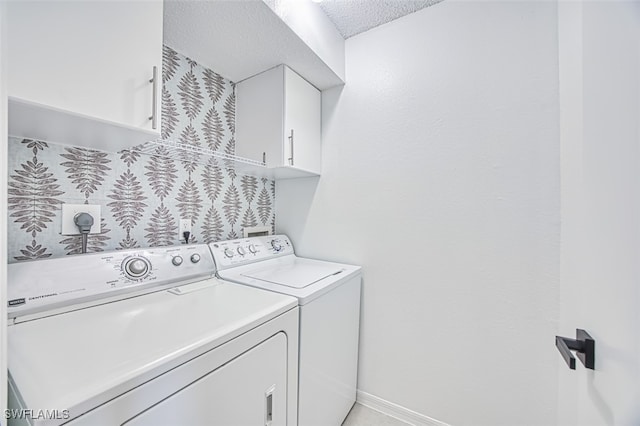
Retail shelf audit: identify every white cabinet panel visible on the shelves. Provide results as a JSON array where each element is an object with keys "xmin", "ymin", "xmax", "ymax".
[
  {"xmin": 6, "ymin": 0, "xmax": 162, "ymax": 151},
  {"xmin": 237, "ymin": 65, "xmax": 321, "ymax": 178}
]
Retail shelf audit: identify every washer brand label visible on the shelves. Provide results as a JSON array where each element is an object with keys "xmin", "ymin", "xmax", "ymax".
[{"xmin": 8, "ymin": 298, "xmax": 25, "ymax": 307}]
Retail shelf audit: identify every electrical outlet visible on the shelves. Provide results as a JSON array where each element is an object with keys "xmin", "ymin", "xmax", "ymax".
[
  {"xmin": 61, "ymin": 204, "xmax": 101, "ymax": 235},
  {"xmin": 179, "ymin": 219, "xmax": 192, "ymax": 241}
]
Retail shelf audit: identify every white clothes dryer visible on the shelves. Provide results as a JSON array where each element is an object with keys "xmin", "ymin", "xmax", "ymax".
[
  {"xmin": 7, "ymin": 244, "xmax": 299, "ymax": 426},
  {"xmin": 210, "ymin": 235, "xmax": 362, "ymax": 426}
]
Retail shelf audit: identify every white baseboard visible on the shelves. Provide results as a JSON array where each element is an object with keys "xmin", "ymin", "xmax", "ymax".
[{"xmin": 356, "ymin": 390, "xmax": 451, "ymax": 426}]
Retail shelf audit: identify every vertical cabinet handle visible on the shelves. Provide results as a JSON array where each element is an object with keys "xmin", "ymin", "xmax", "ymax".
[
  {"xmin": 288, "ymin": 129, "xmax": 294, "ymax": 166},
  {"xmin": 264, "ymin": 385, "xmax": 275, "ymax": 426},
  {"xmin": 149, "ymin": 66, "xmax": 158, "ymax": 130}
]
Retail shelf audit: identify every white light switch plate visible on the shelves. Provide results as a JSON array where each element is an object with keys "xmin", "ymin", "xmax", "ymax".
[{"xmin": 61, "ymin": 204, "xmax": 101, "ymax": 235}]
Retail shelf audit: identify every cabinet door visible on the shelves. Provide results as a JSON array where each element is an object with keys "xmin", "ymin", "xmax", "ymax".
[
  {"xmin": 236, "ymin": 66, "xmax": 285, "ymax": 167},
  {"xmin": 7, "ymin": 1, "xmax": 162, "ymax": 134},
  {"xmin": 123, "ymin": 332, "xmax": 288, "ymax": 426},
  {"xmin": 284, "ymin": 67, "xmax": 321, "ymax": 174}
]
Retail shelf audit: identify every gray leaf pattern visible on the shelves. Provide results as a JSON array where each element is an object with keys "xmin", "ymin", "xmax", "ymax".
[
  {"xmin": 162, "ymin": 45, "xmax": 180, "ymax": 83},
  {"xmin": 242, "ymin": 207, "xmax": 258, "ymax": 230},
  {"xmin": 176, "ymin": 178, "xmax": 203, "ymax": 224},
  {"xmin": 202, "ymin": 161, "xmax": 224, "ymax": 201},
  {"xmin": 257, "ymin": 187, "xmax": 272, "ymax": 225},
  {"xmin": 202, "ymin": 107, "xmax": 224, "ymax": 152},
  {"xmin": 145, "ymin": 146, "xmax": 178, "ymax": 200},
  {"xmin": 8, "ymin": 45, "xmax": 276, "ymax": 262},
  {"xmin": 241, "ymin": 175, "xmax": 258, "ymax": 204},
  {"xmin": 202, "ymin": 206, "xmax": 224, "ymax": 243},
  {"xmin": 162, "ymin": 87, "xmax": 179, "ymax": 139},
  {"xmin": 8, "ymin": 156, "xmax": 64, "ymax": 235},
  {"xmin": 222, "ymin": 183, "xmax": 241, "ymax": 226},
  {"xmin": 15, "ymin": 239, "xmax": 53, "ymax": 261},
  {"xmin": 145, "ymin": 204, "xmax": 177, "ymax": 247},
  {"xmin": 60, "ymin": 147, "xmax": 111, "ymax": 200},
  {"xmin": 107, "ymin": 170, "xmax": 147, "ymax": 229},
  {"xmin": 177, "ymin": 70, "xmax": 204, "ymax": 121},
  {"xmin": 203, "ymin": 68, "xmax": 225, "ymax": 104},
  {"xmin": 120, "ymin": 149, "xmax": 141, "ymax": 168},
  {"xmin": 224, "ymin": 91, "xmax": 235, "ymax": 134}
]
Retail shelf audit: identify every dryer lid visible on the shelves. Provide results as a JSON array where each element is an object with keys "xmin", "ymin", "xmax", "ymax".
[{"xmin": 240, "ymin": 259, "xmax": 345, "ymax": 289}]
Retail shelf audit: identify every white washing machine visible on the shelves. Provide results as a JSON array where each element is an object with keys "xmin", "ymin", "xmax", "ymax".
[
  {"xmin": 209, "ymin": 235, "xmax": 362, "ymax": 426},
  {"xmin": 7, "ymin": 244, "xmax": 299, "ymax": 426}
]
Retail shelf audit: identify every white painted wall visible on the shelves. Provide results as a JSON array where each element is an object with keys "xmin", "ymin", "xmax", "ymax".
[
  {"xmin": 276, "ymin": 1, "xmax": 560, "ymax": 425},
  {"xmin": 1, "ymin": 0, "xmax": 8, "ymax": 416},
  {"xmin": 558, "ymin": 1, "xmax": 640, "ymax": 425}
]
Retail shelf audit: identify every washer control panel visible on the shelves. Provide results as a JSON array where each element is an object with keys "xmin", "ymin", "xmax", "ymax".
[
  {"xmin": 209, "ymin": 235, "xmax": 294, "ymax": 270},
  {"xmin": 7, "ymin": 244, "xmax": 215, "ymax": 319}
]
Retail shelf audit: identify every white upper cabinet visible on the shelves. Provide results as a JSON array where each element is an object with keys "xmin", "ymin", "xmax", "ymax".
[
  {"xmin": 7, "ymin": 0, "xmax": 163, "ymax": 152},
  {"xmin": 236, "ymin": 65, "xmax": 321, "ymax": 178}
]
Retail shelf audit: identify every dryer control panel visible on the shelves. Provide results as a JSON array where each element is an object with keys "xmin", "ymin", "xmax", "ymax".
[
  {"xmin": 209, "ymin": 235, "xmax": 294, "ymax": 270},
  {"xmin": 8, "ymin": 244, "xmax": 215, "ymax": 321}
]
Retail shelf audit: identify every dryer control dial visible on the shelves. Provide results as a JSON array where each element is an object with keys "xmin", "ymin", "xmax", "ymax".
[
  {"xmin": 123, "ymin": 256, "xmax": 150, "ymax": 279},
  {"xmin": 172, "ymin": 256, "xmax": 183, "ymax": 266},
  {"xmin": 270, "ymin": 239, "xmax": 283, "ymax": 252},
  {"xmin": 190, "ymin": 253, "xmax": 201, "ymax": 263},
  {"xmin": 237, "ymin": 247, "xmax": 246, "ymax": 256},
  {"xmin": 224, "ymin": 248, "xmax": 234, "ymax": 258},
  {"xmin": 248, "ymin": 244, "xmax": 257, "ymax": 254}
]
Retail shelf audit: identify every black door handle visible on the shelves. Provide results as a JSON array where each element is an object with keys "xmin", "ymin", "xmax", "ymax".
[{"xmin": 556, "ymin": 329, "xmax": 595, "ymax": 370}]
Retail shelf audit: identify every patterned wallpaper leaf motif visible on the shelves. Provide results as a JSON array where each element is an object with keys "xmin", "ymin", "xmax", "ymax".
[
  {"xmin": 60, "ymin": 147, "xmax": 111, "ymax": 200},
  {"xmin": 162, "ymin": 45, "xmax": 180, "ymax": 83},
  {"xmin": 8, "ymin": 140, "xmax": 63, "ymax": 262},
  {"xmin": 120, "ymin": 149, "xmax": 141, "ymax": 168},
  {"xmin": 176, "ymin": 178, "xmax": 203, "ymax": 224},
  {"xmin": 177, "ymin": 70, "xmax": 204, "ymax": 121},
  {"xmin": 60, "ymin": 218, "xmax": 111, "ymax": 255},
  {"xmin": 241, "ymin": 175, "xmax": 258, "ymax": 204},
  {"xmin": 202, "ymin": 107, "xmax": 224, "ymax": 152},
  {"xmin": 8, "ymin": 156, "xmax": 64, "ymax": 235},
  {"xmin": 14, "ymin": 241, "xmax": 52, "ymax": 262},
  {"xmin": 242, "ymin": 207, "xmax": 258, "ymax": 229},
  {"xmin": 145, "ymin": 147, "xmax": 178, "ymax": 200},
  {"xmin": 119, "ymin": 233, "xmax": 139, "ymax": 250},
  {"xmin": 178, "ymin": 123, "xmax": 201, "ymax": 174},
  {"xmin": 202, "ymin": 162, "xmax": 224, "ymax": 201},
  {"xmin": 224, "ymin": 91, "xmax": 235, "ymax": 134},
  {"xmin": 107, "ymin": 170, "xmax": 148, "ymax": 229},
  {"xmin": 222, "ymin": 183, "xmax": 241, "ymax": 226},
  {"xmin": 257, "ymin": 186, "xmax": 272, "ymax": 226},
  {"xmin": 202, "ymin": 206, "xmax": 224, "ymax": 243},
  {"xmin": 162, "ymin": 87, "xmax": 179, "ymax": 139},
  {"xmin": 145, "ymin": 204, "xmax": 178, "ymax": 246},
  {"xmin": 203, "ymin": 68, "xmax": 225, "ymax": 104}
]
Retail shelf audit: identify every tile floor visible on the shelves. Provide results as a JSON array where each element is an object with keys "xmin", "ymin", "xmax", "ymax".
[{"xmin": 342, "ymin": 403, "xmax": 410, "ymax": 426}]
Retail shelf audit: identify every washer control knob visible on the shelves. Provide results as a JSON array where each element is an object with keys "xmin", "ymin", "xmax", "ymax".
[
  {"xmin": 237, "ymin": 247, "xmax": 246, "ymax": 256},
  {"xmin": 123, "ymin": 257, "xmax": 150, "ymax": 279},
  {"xmin": 172, "ymin": 256, "xmax": 183, "ymax": 266},
  {"xmin": 271, "ymin": 239, "xmax": 282, "ymax": 252},
  {"xmin": 248, "ymin": 244, "xmax": 257, "ymax": 254},
  {"xmin": 224, "ymin": 248, "xmax": 234, "ymax": 258},
  {"xmin": 190, "ymin": 253, "xmax": 201, "ymax": 263}
]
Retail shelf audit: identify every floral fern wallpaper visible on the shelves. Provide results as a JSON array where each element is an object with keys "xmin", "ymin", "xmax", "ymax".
[{"xmin": 7, "ymin": 45, "xmax": 275, "ymax": 263}]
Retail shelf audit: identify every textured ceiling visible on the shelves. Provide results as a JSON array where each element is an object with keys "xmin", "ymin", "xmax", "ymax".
[{"xmin": 318, "ymin": 0, "xmax": 444, "ymax": 39}]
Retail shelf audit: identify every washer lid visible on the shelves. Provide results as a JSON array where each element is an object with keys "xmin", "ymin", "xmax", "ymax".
[
  {"xmin": 8, "ymin": 279, "xmax": 297, "ymax": 425},
  {"xmin": 240, "ymin": 259, "xmax": 344, "ymax": 289}
]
